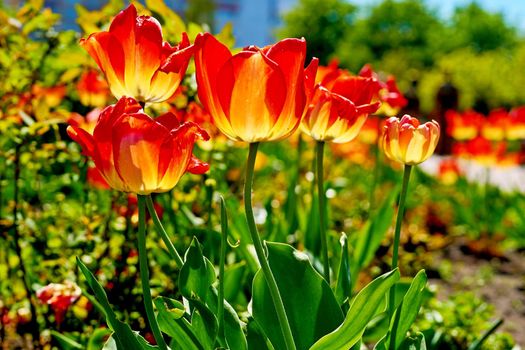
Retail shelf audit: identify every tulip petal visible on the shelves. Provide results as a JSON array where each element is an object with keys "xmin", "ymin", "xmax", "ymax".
[
  {"xmin": 134, "ymin": 16, "xmax": 164, "ymax": 100},
  {"xmin": 265, "ymin": 38, "xmax": 307, "ymax": 118},
  {"xmin": 217, "ymin": 51, "xmax": 286, "ymax": 142},
  {"xmin": 194, "ymin": 33, "xmax": 232, "ymax": 120},
  {"xmin": 67, "ymin": 125, "xmax": 95, "ymax": 157},
  {"xmin": 186, "ymin": 156, "xmax": 210, "ymax": 174},
  {"xmin": 80, "ymin": 33, "xmax": 127, "ymax": 98}
]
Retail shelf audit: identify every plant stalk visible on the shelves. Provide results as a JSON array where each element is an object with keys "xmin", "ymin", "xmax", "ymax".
[
  {"xmin": 315, "ymin": 141, "xmax": 330, "ymax": 283},
  {"xmin": 218, "ymin": 196, "xmax": 228, "ymax": 341},
  {"xmin": 137, "ymin": 195, "xmax": 167, "ymax": 350},
  {"xmin": 244, "ymin": 143, "xmax": 296, "ymax": 350},
  {"xmin": 388, "ymin": 164, "xmax": 412, "ymax": 319}
]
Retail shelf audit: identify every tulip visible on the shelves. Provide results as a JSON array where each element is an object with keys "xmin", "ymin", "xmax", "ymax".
[
  {"xmin": 80, "ymin": 4, "xmax": 193, "ymax": 104},
  {"xmin": 446, "ymin": 109, "xmax": 482, "ymax": 141},
  {"xmin": 438, "ymin": 158, "xmax": 462, "ymax": 185},
  {"xmin": 382, "ymin": 115, "xmax": 439, "ymax": 321},
  {"xmin": 86, "ymin": 165, "xmax": 110, "ymax": 190},
  {"xmin": 32, "ymin": 84, "xmax": 66, "ymax": 108},
  {"xmin": 358, "ymin": 65, "xmax": 407, "ymax": 116},
  {"xmin": 301, "ymin": 75, "xmax": 380, "ymax": 143},
  {"xmin": 36, "ymin": 281, "xmax": 81, "ymax": 325},
  {"xmin": 67, "ymin": 96, "xmax": 209, "ymax": 195},
  {"xmin": 77, "ymin": 70, "xmax": 110, "ymax": 107},
  {"xmin": 481, "ymin": 108, "xmax": 508, "ymax": 141},
  {"xmin": 381, "ymin": 114, "xmax": 440, "ymax": 165},
  {"xmin": 302, "ymin": 66, "xmax": 379, "ymax": 284},
  {"xmin": 507, "ymin": 106, "xmax": 525, "ymax": 140},
  {"xmin": 190, "ymin": 32, "xmax": 318, "ymax": 143}
]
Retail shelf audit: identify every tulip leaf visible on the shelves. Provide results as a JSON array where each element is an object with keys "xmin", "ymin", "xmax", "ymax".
[
  {"xmin": 335, "ymin": 233, "xmax": 351, "ymax": 306},
  {"xmin": 179, "ymin": 237, "xmax": 216, "ymax": 302},
  {"xmin": 87, "ymin": 328, "xmax": 114, "ymax": 350},
  {"xmin": 401, "ymin": 332, "xmax": 427, "ymax": 350},
  {"xmin": 206, "ymin": 287, "xmax": 248, "ymax": 350},
  {"xmin": 50, "ymin": 331, "xmax": 83, "ymax": 349},
  {"xmin": 375, "ymin": 270, "xmax": 428, "ymax": 350},
  {"xmin": 76, "ymin": 257, "xmax": 157, "ymax": 350},
  {"xmin": 252, "ymin": 242, "xmax": 344, "ymax": 350},
  {"xmin": 310, "ymin": 269, "xmax": 400, "ymax": 350},
  {"xmin": 224, "ymin": 261, "xmax": 247, "ymax": 303},
  {"xmin": 189, "ymin": 299, "xmax": 218, "ymax": 350},
  {"xmin": 154, "ymin": 297, "xmax": 203, "ymax": 350}
]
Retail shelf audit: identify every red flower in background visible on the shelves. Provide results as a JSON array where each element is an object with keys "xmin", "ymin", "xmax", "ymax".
[
  {"xmin": 507, "ymin": 106, "xmax": 525, "ymax": 140},
  {"xmin": 68, "ymin": 108, "xmax": 102, "ymax": 136},
  {"xmin": 481, "ymin": 108, "xmax": 508, "ymax": 141},
  {"xmin": 455, "ymin": 136, "xmax": 505, "ymax": 165},
  {"xmin": 358, "ymin": 116, "xmax": 381, "ymax": 144},
  {"xmin": 358, "ymin": 64, "xmax": 407, "ymax": 116},
  {"xmin": 446, "ymin": 109, "xmax": 482, "ymax": 141},
  {"xmin": 32, "ymin": 84, "xmax": 67, "ymax": 108},
  {"xmin": 191, "ymin": 32, "xmax": 318, "ymax": 142},
  {"xmin": 37, "ymin": 281, "xmax": 81, "ymax": 325},
  {"xmin": 438, "ymin": 158, "xmax": 462, "ymax": 185},
  {"xmin": 80, "ymin": 4, "xmax": 193, "ymax": 103},
  {"xmin": 77, "ymin": 70, "xmax": 110, "ymax": 107},
  {"xmin": 67, "ymin": 97, "xmax": 209, "ymax": 194}
]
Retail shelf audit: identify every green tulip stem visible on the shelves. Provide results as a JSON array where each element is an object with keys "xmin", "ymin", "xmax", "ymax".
[
  {"xmin": 245, "ymin": 142, "xmax": 297, "ymax": 350},
  {"xmin": 218, "ymin": 196, "xmax": 228, "ymax": 340},
  {"xmin": 388, "ymin": 164, "xmax": 412, "ymax": 319},
  {"xmin": 137, "ymin": 195, "xmax": 167, "ymax": 350},
  {"xmin": 391, "ymin": 164, "xmax": 412, "ymax": 270},
  {"xmin": 145, "ymin": 195, "xmax": 184, "ymax": 268},
  {"xmin": 316, "ymin": 141, "xmax": 330, "ymax": 283}
]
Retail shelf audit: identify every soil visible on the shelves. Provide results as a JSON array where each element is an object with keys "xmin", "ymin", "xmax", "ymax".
[{"xmin": 428, "ymin": 239, "xmax": 525, "ymax": 347}]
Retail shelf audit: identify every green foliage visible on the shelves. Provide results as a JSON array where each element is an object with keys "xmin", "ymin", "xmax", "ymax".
[
  {"xmin": 252, "ymin": 242, "xmax": 344, "ymax": 350},
  {"xmin": 414, "ymin": 292, "xmax": 517, "ymax": 350},
  {"xmin": 277, "ymin": 0, "xmax": 357, "ymax": 64},
  {"xmin": 279, "ymin": 0, "xmax": 522, "ymax": 111},
  {"xmin": 310, "ymin": 269, "xmax": 400, "ymax": 350}
]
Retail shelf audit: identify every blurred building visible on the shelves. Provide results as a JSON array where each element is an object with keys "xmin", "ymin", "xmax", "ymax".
[{"xmin": 37, "ymin": 0, "xmax": 298, "ymax": 47}]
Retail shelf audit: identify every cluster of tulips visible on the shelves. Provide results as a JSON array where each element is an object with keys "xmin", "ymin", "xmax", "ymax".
[
  {"xmin": 67, "ymin": 4, "xmax": 441, "ymax": 350},
  {"xmin": 447, "ymin": 108, "xmax": 525, "ymax": 166}
]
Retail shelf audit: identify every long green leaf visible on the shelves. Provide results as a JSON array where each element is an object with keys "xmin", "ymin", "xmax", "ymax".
[
  {"xmin": 50, "ymin": 331, "xmax": 83, "ymax": 349},
  {"xmin": 252, "ymin": 242, "xmax": 344, "ymax": 350},
  {"xmin": 389, "ymin": 270, "xmax": 427, "ymax": 350},
  {"xmin": 77, "ymin": 257, "xmax": 156, "ymax": 350},
  {"xmin": 335, "ymin": 233, "xmax": 351, "ymax": 306},
  {"xmin": 310, "ymin": 269, "xmax": 400, "ymax": 350},
  {"xmin": 179, "ymin": 237, "xmax": 216, "ymax": 302}
]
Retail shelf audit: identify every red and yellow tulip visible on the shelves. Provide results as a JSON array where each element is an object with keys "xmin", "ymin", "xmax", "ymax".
[
  {"xmin": 507, "ymin": 106, "xmax": 525, "ymax": 140},
  {"xmin": 191, "ymin": 32, "xmax": 318, "ymax": 143},
  {"xmin": 358, "ymin": 64, "xmax": 407, "ymax": 116},
  {"xmin": 67, "ymin": 97, "xmax": 209, "ymax": 195},
  {"xmin": 381, "ymin": 114, "xmax": 440, "ymax": 165},
  {"xmin": 80, "ymin": 4, "xmax": 193, "ymax": 104},
  {"xmin": 301, "ymin": 66, "xmax": 380, "ymax": 143},
  {"xmin": 481, "ymin": 108, "xmax": 508, "ymax": 141},
  {"xmin": 446, "ymin": 109, "xmax": 482, "ymax": 141}
]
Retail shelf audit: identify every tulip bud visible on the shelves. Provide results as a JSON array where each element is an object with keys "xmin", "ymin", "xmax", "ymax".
[{"xmin": 381, "ymin": 114, "xmax": 440, "ymax": 165}]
